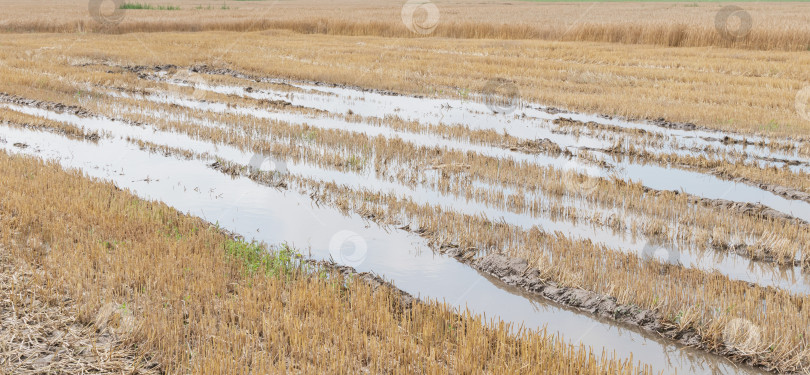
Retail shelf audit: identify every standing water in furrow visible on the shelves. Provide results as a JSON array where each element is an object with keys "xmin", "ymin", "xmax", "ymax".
[
  {"xmin": 80, "ymin": 77, "xmax": 810, "ymax": 271},
  {"xmin": 0, "ymin": 119, "xmax": 768, "ymax": 375},
  {"xmin": 3, "ymin": 102, "xmax": 808, "ymax": 295},
  {"xmin": 159, "ymin": 70, "xmax": 810, "ymax": 170},
  {"xmin": 150, "ymin": 73, "xmax": 810, "ymax": 223}
]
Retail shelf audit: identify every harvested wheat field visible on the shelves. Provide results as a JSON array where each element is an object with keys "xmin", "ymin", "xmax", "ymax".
[{"xmin": 0, "ymin": 0, "xmax": 809, "ymax": 374}]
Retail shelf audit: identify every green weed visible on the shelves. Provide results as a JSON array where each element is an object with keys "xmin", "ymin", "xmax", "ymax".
[{"xmin": 225, "ymin": 239, "xmax": 299, "ymax": 277}]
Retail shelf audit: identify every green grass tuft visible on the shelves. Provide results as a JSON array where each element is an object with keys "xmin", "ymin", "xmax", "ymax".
[{"xmin": 225, "ymin": 239, "xmax": 299, "ymax": 277}]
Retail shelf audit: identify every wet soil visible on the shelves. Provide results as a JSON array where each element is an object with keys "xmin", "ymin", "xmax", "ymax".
[{"xmin": 456, "ymin": 251, "xmax": 779, "ymax": 373}]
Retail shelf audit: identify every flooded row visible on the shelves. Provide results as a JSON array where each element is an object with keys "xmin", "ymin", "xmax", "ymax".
[
  {"xmin": 139, "ymin": 72, "xmax": 810, "ymax": 224},
  {"xmin": 157, "ymin": 69, "xmax": 810, "ymax": 171},
  {"xmin": 0, "ymin": 123, "xmax": 766, "ymax": 375},
  {"xmin": 4, "ymin": 102, "xmax": 808, "ymax": 294}
]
